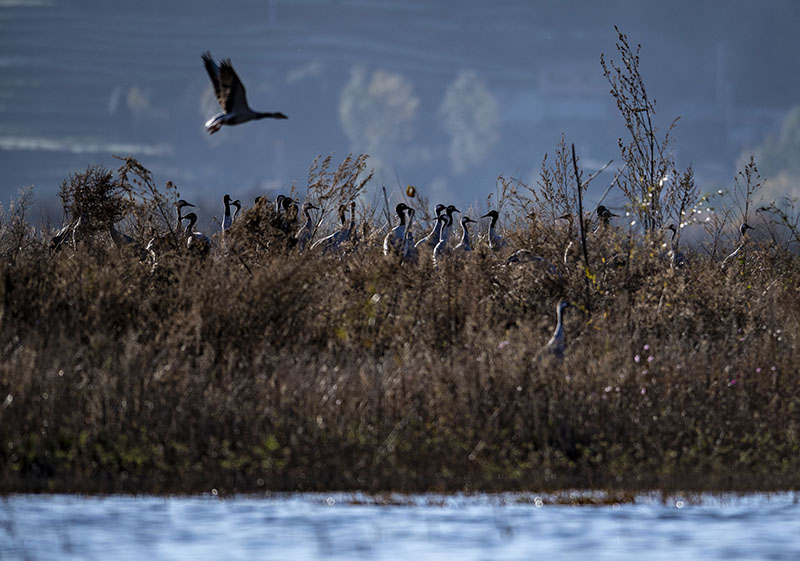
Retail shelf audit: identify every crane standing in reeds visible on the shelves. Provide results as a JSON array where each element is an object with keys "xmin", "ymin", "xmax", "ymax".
[
  {"xmin": 453, "ymin": 215, "xmax": 477, "ymax": 253},
  {"xmin": 545, "ymin": 300, "xmax": 572, "ymax": 360},
  {"xmin": 295, "ymin": 202, "xmax": 319, "ymax": 253},
  {"xmin": 383, "ymin": 203, "xmax": 412, "ymax": 258},
  {"xmin": 416, "ymin": 204, "xmax": 447, "ymax": 250},
  {"xmin": 665, "ymin": 224, "xmax": 687, "ymax": 269},
  {"xmin": 181, "ymin": 212, "xmax": 211, "ymax": 255},
  {"xmin": 482, "ymin": 210, "xmax": 507, "ymax": 250},
  {"xmin": 721, "ymin": 222, "xmax": 755, "ymax": 270}
]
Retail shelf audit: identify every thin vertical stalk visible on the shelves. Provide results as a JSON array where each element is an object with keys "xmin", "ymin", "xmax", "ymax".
[{"xmin": 572, "ymin": 143, "xmax": 592, "ymax": 314}]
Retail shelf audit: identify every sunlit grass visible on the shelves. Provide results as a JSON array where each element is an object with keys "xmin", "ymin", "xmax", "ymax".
[{"xmin": 0, "ymin": 159, "xmax": 798, "ymax": 495}]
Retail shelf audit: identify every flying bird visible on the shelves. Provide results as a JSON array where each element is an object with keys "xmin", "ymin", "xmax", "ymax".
[{"xmin": 201, "ymin": 51, "xmax": 287, "ymax": 134}]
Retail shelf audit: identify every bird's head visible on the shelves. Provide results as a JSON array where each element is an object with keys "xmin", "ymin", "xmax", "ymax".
[
  {"xmin": 481, "ymin": 210, "xmax": 499, "ymax": 220},
  {"xmin": 597, "ymin": 205, "xmax": 618, "ymax": 218},
  {"xmin": 435, "ymin": 203, "xmax": 446, "ymax": 216},
  {"xmin": 740, "ymin": 222, "xmax": 754, "ymax": 236}
]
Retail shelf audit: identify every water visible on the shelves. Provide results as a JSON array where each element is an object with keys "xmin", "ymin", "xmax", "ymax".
[{"xmin": 2, "ymin": 493, "xmax": 799, "ymax": 560}]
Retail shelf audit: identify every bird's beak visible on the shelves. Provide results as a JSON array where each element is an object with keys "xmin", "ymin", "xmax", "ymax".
[{"xmin": 481, "ymin": 213, "xmax": 491, "ymax": 219}]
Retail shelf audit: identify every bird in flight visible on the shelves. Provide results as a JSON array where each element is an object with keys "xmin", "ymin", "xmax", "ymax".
[{"xmin": 201, "ymin": 51, "xmax": 287, "ymax": 134}]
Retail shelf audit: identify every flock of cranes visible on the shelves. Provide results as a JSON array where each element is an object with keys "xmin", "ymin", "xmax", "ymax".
[{"xmin": 50, "ymin": 51, "xmax": 760, "ymax": 362}]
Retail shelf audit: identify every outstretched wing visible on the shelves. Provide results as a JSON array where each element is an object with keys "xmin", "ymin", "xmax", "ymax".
[
  {"xmin": 201, "ymin": 51, "xmax": 226, "ymax": 111},
  {"xmin": 218, "ymin": 58, "xmax": 250, "ymax": 114}
]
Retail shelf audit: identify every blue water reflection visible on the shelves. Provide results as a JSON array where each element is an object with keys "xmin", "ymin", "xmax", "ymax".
[{"xmin": 2, "ymin": 493, "xmax": 799, "ymax": 560}]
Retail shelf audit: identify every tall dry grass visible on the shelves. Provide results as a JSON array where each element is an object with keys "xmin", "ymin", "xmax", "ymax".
[{"xmin": 0, "ymin": 155, "xmax": 799, "ymax": 495}]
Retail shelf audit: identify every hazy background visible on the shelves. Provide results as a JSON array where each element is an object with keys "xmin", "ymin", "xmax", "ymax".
[{"xmin": 2, "ymin": 0, "xmax": 800, "ymax": 228}]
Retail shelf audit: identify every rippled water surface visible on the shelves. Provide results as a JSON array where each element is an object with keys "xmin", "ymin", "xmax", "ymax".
[{"xmin": 2, "ymin": 493, "xmax": 799, "ymax": 560}]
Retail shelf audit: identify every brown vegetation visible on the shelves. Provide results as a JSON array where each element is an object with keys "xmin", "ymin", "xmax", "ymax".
[
  {"xmin": 1, "ymin": 29, "xmax": 799, "ymax": 495},
  {"xmin": 1, "ymin": 149, "xmax": 799, "ymax": 495}
]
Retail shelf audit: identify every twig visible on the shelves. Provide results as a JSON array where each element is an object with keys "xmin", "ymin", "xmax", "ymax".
[
  {"xmin": 381, "ymin": 186, "xmax": 392, "ymax": 226},
  {"xmin": 572, "ymin": 144, "xmax": 592, "ymax": 314}
]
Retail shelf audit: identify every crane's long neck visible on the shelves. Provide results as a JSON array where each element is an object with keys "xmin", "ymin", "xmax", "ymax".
[
  {"xmin": 223, "ymin": 199, "xmax": 231, "ymax": 219},
  {"xmin": 461, "ymin": 221, "xmax": 471, "ymax": 250},
  {"xmin": 440, "ymin": 220, "xmax": 450, "ymax": 243},
  {"xmin": 430, "ymin": 218, "xmax": 442, "ymax": 240}
]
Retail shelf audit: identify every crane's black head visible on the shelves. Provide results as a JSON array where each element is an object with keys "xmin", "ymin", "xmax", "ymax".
[
  {"xmin": 481, "ymin": 210, "xmax": 498, "ymax": 220},
  {"xmin": 435, "ymin": 203, "xmax": 446, "ymax": 216},
  {"xmin": 281, "ymin": 197, "xmax": 297, "ymax": 211},
  {"xmin": 597, "ymin": 205, "xmax": 618, "ymax": 219},
  {"xmin": 740, "ymin": 222, "xmax": 754, "ymax": 236}
]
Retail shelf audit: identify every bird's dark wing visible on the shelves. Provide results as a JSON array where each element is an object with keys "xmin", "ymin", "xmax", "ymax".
[
  {"xmin": 201, "ymin": 52, "xmax": 226, "ymax": 110},
  {"xmin": 218, "ymin": 58, "xmax": 250, "ymax": 114}
]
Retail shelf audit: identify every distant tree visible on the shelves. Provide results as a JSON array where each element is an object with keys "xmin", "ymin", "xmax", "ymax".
[
  {"xmin": 747, "ymin": 105, "xmax": 800, "ymax": 178},
  {"xmin": 439, "ymin": 71, "xmax": 498, "ymax": 174},
  {"xmin": 339, "ymin": 67, "xmax": 419, "ymax": 179}
]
